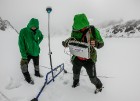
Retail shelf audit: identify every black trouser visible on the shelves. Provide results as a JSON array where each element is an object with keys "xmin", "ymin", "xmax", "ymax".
[
  {"xmin": 27, "ymin": 55, "xmax": 39, "ymax": 71},
  {"xmin": 72, "ymin": 57, "xmax": 102, "ymax": 89},
  {"xmin": 20, "ymin": 55, "xmax": 39, "ymax": 73}
]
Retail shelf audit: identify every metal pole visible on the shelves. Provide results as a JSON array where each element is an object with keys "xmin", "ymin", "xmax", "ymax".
[{"xmin": 47, "ymin": 7, "xmax": 54, "ymax": 82}]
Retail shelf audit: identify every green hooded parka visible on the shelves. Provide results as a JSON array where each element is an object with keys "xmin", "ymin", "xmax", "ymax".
[
  {"xmin": 67, "ymin": 14, "xmax": 104, "ymax": 63},
  {"xmin": 18, "ymin": 18, "xmax": 43, "ymax": 59}
]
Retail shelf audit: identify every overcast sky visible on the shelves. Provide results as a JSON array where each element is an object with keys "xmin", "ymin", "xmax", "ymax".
[{"xmin": 0, "ymin": 0, "xmax": 140, "ymax": 34}]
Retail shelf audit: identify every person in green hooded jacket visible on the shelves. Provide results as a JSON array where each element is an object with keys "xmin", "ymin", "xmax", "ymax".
[
  {"xmin": 18, "ymin": 18, "xmax": 43, "ymax": 84},
  {"xmin": 62, "ymin": 14, "xmax": 104, "ymax": 93}
]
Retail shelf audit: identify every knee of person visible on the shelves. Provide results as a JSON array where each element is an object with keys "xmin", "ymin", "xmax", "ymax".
[
  {"xmin": 34, "ymin": 65, "xmax": 39, "ymax": 71},
  {"xmin": 20, "ymin": 59, "xmax": 28, "ymax": 66},
  {"xmin": 73, "ymin": 74, "xmax": 80, "ymax": 80},
  {"xmin": 21, "ymin": 64, "xmax": 28, "ymax": 73}
]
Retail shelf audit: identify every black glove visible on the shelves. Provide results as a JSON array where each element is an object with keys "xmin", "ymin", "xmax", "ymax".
[
  {"xmin": 62, "ymin": 37, "xmax": 76, "ymax": 47},
  {"xmin": 20, "ymin": 59, "xmax": 28, "ymax": 66},
  {"xmin": 62, "ymin": 41, "xmax": 68, "ymax": 47}
]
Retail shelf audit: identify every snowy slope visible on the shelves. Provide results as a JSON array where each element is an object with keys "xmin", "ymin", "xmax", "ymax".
[
  {"xmin": 0, "ymin": 28, "xmax": 140, "ymax": 101},
  {"xmin": 101, "ymin": 19, "xmax": 140, "ymax": 38}
]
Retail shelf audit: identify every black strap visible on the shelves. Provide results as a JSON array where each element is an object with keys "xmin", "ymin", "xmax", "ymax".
[
  {"xmin": 81, "ymin": 28, "xmax": 89, "ymax": 42},
  {"xmin": 90, "ymin": 25, "xmax": 96, "ymax": 39}
]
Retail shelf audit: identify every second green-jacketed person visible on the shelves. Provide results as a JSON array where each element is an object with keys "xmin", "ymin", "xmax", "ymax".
[
  {"xmin": 62, "ymin": 14, "xmax": 104, "ymax": 93},
  {"xmin": 18, "ymin": 18, "xmax": 43, "ymax": 84}
]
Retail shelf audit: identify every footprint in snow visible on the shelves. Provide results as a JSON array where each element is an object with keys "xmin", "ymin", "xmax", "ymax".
[{"xmin": 5, "ymin": 77, "xmax": 22, "ymax": 90}]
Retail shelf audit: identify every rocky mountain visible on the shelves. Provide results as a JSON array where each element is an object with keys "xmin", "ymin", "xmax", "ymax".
[
  {"xmin": 101, "ymin": 19, "xmax": 140, "ymax": 38},
  {"xmin": 0, "ymin": 17, "xmax": 8, "ymax": 31},
  {"xmin": 98, "ymin": 19, "xmax": 123, "ymax": 29},
  {"xmin": 0, "ymin": 17, "xmax": 18, "ymax": 33},
  {"xmin": 1, "ymin": 17, "xmax": 140, "ymax": 38}
]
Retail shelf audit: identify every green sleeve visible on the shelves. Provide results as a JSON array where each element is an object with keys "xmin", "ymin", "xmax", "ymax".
[
  {"xmin": 34, "ymin": 30, "xmax": 43, "ymax": 44},
  {"xmin": 18, "ymin": 29, "xmax": 27, "ymax": 59},
  {"xmin": 71, "ymin": 31, "xmax": 74, "ymax": 37},
  {"xmin": 94, "ymin": 28, "xmax": 104, "ymax": 49},
  {"xmin": 38, "ymin": 30, "xmax": 43, "ymax": 44}
]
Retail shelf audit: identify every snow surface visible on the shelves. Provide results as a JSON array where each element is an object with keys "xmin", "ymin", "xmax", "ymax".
[{"xmin": 0, "ymin": 28, "xmax": 140, "ymax": 101}]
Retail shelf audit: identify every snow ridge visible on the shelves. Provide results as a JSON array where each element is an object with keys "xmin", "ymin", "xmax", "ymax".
[{"xmin": 100, "ymin": 19, "xmax": 140, "ymax": 38}]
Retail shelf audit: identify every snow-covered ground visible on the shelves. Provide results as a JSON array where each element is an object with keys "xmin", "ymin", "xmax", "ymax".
[{"xmin": 0, "ymin": 28, "xmax": 140, "ymax": 101}]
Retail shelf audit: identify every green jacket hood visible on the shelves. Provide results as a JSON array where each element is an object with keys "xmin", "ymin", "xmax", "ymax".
[
  {"xmin": 72, "ymin": 13, "xmax": 90, "ymax": 30},
  {"xmin": 27, "ymin": 18, "xmax": 39, "ymax": 29}
]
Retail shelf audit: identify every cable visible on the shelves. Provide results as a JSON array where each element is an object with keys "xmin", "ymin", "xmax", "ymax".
[
  {"xmin": 0, "ymin": 91, "xmax": 11, "ymax": 101},
  {"xmin": 30, "ymin": 61, "xmax": 113, "ymax": 78},
  {"xmin": 63, "ymin": 70, "xmax": 114, "ymax": 78}
]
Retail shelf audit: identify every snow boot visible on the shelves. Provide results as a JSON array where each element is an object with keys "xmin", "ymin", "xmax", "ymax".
[
  {"xmin": 23, "ymin": 72, "xmax": 34, "ymax": 85},
  {"xmin": 94, "ymin": 87, "xmax": 104, "ymax": 94},
  {"xmin": 94, "ymin": 83, "xmax": 103, "ymax": 94},
  {"xmin": 28, "ymin": 79, "xmax": 34, "ymax": 85},
  {"xmin": 72, "ymin": 79, "xmax": 79, "ymax": 88},
  {"xmin": 35, "ymin": 70, "xmax": 43, "ymax": 78}
]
